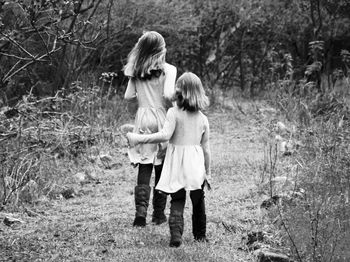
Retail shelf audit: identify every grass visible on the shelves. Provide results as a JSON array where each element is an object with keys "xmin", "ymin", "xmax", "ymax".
[{"xmin": 0, "ymin": 100, "xmax": 272, "ymax": 262}]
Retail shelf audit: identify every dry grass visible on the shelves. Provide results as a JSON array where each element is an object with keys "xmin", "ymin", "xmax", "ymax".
[{"xmin": 0, "ymin": 100, "xmax": 271, "ymax": 262}]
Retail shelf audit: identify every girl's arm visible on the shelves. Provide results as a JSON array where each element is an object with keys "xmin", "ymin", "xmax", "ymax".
[
  {"xmin": 163, "ymin": 63, "xmax": 177, "ymax": 100},
  {"xmin": 124, "ymin": 78, "xmax": 137, "ymax": 100},
  {"xmin": 127, "ymin": 108, "xmax": 176, "ymax": 145},
  {"xmin": 201, "ymin": 117, "xmax": 211, "ymax": 178}
]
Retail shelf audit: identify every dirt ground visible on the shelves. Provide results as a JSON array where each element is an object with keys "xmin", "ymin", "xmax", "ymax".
[{"xmin": 0, "ymin": 100, "xmax": 277, "ymax": 262}]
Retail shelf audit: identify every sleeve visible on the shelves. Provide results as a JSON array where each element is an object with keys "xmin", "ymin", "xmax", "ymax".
[
  {"xmin": 200, "ymin": 116, "xmax": 211, "ymax": 176},
  {"xmin": 124, "ymin": 78, "xmax": 137, "ymax": 100},
  {"xmin": 163, "ymin": 63, "xmax": 177, "ymax": 100},
  {"xmin": 128, "ymin": 108, "xmax": 176, "ymax": 144}
]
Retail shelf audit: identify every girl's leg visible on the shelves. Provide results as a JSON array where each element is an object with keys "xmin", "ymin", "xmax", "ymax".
[
  {"xmin": 133, "ymin": 164, "xmax": 153, "ymax": 227},
  {"xmin": 137, "ymin": 163, "xmax": 153, "ymax": 185},
  {"xmin": 169, "ymin": 189, "xmax": 186, "ymax": 247},
  {"xmin": 152, "ymin": 163, "xmax": 167, "ymax": 224},
  {"xmin": 190, "ymin": 188, "xmax": 208, "ymax": 241},
  {"xmin": 154, "ymin": 163, "xmax": 163, "ymax": 185}
]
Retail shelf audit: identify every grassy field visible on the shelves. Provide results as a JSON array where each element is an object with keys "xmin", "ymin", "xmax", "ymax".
[{"xmin": 0, "ymin": 101, "xmax": 272, "ymax": 262}]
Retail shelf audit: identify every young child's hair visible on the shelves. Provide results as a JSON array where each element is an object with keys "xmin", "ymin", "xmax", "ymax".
[
  {"xmin": 174, "ymin": 72, "xmax": 209, "ymax": 112},
  {"xmin": 124, "ymin": 31, "xmax": 166, "ymax": 80}
]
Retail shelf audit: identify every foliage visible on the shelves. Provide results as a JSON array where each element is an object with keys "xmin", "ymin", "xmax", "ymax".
[
  {"xmin": 0, "ymin": 81, "xmax": 128, "ymax": 207},
  {"xmin": 1, "ymin": 0, "xmax": 350, "ymax": 103},
  {"xmin": 290, "ymin": 113, "xmax": 350, "ymax": 261},
  {"xmin": 0, "ymin": 0, "xmax": 110, "ymax": 104},
  {"xmin": 266, "ymin": 37, "xmax": 350, "ymax": 261},
  {"xmin": 265, "ymin": 97, "xmax": 350, "ymax": 261}
]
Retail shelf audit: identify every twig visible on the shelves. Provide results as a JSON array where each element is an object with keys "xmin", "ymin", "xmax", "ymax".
[
  {"xmin": 2, "ymin": 60, "xmax": 22, "ymax": 82},
  {"xmin": 2, "ymin": 47, "xmax": 61, "ymax": 83},
  {"xmin": 0, "ymin": 32, "xmax": 35, "ymax": 59},
  {"xmin": 0, "ymin": 52, "xmax": 31, "ymax": 61},
  {"xmin": 31, "ymin": 22, "xmax": 53, "ymax": 63},
  {"xmin": 233, "ymin": 97, "xmax": 246, "ymax": 115},
  {"xmin": 277, "ymin": 204, "xmax": 303, "ymax": 262}
]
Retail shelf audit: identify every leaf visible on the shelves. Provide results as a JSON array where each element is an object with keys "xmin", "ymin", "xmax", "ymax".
[{"xmin": 206, "ymin": 49, "xmax": 216, "ymax": 65}]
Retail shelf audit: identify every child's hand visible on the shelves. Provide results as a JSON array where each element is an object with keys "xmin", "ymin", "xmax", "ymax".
[
  {"xmin": 120, "ymin": 123, "xmax": 135, "ymax": 134},
  {"xmin": 120, "ymin": 124, "xmax": 135, "ymax": 147},
  {"xmin": 126, "ymin": 132, "xmax": 138, "ymax": 147},
  {"xmin": 204, "ymin": 173, "xmax": 212, "ymax": 190}
]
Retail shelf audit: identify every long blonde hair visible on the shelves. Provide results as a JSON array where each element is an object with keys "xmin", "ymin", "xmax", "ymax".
[
  {"xmin": 123, "ymin": 31, "xmax": 166, "ymax": 79},
  {"xmin": 175, "ymin": 72, "xmax": 209, "ymax": 112}
]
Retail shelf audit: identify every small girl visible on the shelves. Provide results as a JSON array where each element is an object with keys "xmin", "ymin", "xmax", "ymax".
[
  {"xmin": 123, "ymin": 31, "xmax": 177, "ymax": 227},
  {"xmin": 127, "ymin": 72, "xmax": 211, "ymax": 247}
]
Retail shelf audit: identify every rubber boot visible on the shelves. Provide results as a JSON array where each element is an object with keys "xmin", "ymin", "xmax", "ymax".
[
  {"xmin": 191, "ymin": 189, "xmax": 208, "ymax": 242},
  {"xmin": 133, "ymin": 185, "xmax": 151, "ymax": 227},
  {"xmin": 152, "ymin": 189, "xmax": 167, "ymax": 225},
  {"xmin": 169, "ymin": 189, "xmax": 185, "ymax": 247}
]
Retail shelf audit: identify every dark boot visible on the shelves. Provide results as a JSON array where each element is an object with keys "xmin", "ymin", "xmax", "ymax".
[
  {"xmin": 133, "ymin": 185, "xmax": 151, "ymax": 227},
  {"xmin": 152, "ymin": 164, "xmax": 167, "ymax": 225},
  {"xmin": 169, "ymin": 211, "xmax": 184, "ymax": 247},
  {"xmin": 152, "ymin": 189, "xmax": 167, "ymax": 225},
  {"xmin": 169, "ymin": 189, "xmax": 186, "ymax": 247},
  {"xmin": 192, "ymin": 214, "xmax": 208, "ymax": 242},
  {"xmin": 191, "ymin": 189, "xmax": 208, "ymax": 242}
]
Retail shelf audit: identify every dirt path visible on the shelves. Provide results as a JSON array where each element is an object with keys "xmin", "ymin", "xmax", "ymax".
[{"xmin": 0, "ymin": 101, "xmax": 271, "ymax": 262}]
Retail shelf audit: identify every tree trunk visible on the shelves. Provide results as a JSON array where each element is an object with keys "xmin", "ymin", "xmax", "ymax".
[{"xmin": 239, "ymin": 30, "xmax": 246, "ymax": 92}]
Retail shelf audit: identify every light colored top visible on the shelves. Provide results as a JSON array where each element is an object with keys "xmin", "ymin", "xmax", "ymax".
[
  {"xmin": 124, "ymin": 63, "xmax": 177, "ymax": 165},
  {"xmin": 128, "ymin": 106, "xmax": 211, "ymax": 193}
]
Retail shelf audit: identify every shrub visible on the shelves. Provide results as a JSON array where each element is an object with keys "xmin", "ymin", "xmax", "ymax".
[{"xmin": 0, "ymin": 80, "xmax": 128, "ymax": 208}]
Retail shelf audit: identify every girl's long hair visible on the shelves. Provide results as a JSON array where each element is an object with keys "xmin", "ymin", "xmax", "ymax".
[
  {"xmin": 175, "ymin": 72, "xmax": 209, "ymax": 112},
  {"xmin": 124, "ymin": 31, "xmax": 166, "ymax": 79}
]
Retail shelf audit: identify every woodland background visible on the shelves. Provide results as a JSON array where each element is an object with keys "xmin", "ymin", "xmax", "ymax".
[
  {"xmin": 1, "ymin": 0, "xmax": 350, "ymax": 261},
  {"xmin": 1, "ymin": 0, "xmax": 349, "ymax": 103}
]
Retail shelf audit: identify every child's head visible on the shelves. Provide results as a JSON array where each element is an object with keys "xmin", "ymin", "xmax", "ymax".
[
  {"xmin": 174, "ymin": 72, "xmax": 209, "ymax": 112},
  {"xmin": 124, "ymin": 31, "xmax": 166, "ymax": 79}
]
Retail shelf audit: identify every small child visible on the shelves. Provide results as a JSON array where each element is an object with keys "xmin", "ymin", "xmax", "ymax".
[{"xmin": 127, "ymin": 72, "xmax": 211, "ymax": 247}]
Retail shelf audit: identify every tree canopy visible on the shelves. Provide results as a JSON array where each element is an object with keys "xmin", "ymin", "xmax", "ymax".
[{"xmin": 1, "ymin": 0, "xmax": 350, "ymax": 104}]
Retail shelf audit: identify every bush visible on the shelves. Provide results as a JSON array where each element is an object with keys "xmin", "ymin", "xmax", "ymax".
[
  {"xmin": 264, "ymin": 83, "xmax": 350, "ymax": 261},
  {"xmin": 263, "ymin": 36, "xmax": 350, "ymax": 260},
  {"xmin": 0, "ymin": 80, "xmax": 129, "ymax": 208},
  {"xmin": 283, "ymin": 106, "xmax": 350, "ymax": 260}
]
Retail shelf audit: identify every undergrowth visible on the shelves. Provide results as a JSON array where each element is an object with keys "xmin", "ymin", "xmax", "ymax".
[
  {"xmin": 263, "ymin": 52, "xmax": 350, "ymax": 261},
  {"xmin": 0, "ymin": 78, "xmax": 129, "ymax": 209}
]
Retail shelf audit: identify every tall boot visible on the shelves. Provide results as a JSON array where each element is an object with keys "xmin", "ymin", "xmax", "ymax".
[
  {"xmin": 191, "ymin": 189, "xmax": 208, "ymax": 242},
  {"xmin": 192, "ymin": 213, "xmax": 207, "ymax": 242},
  {"xmin": 152, "ymin": 189, "xmax": 167, "ymax": 225},
  {"xmin": 152, "ymin": 163, "xmax": 167, "ymax": 225},
  {"xmin": 133, "ymin": 185, "xmax": 151, "ymax": 227},
  {"xmin": 169, "ymin": 189, "xmax": 186, "ymax": 247}
]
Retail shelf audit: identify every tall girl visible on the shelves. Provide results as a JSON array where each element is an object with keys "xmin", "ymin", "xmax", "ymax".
[
  {"xmin": 124, "ymin": 31, "xmax": 177, "ymax": 227},
  {"xmin": 127, "ymin": 72, "xmax": 211, "ymax": 247}
]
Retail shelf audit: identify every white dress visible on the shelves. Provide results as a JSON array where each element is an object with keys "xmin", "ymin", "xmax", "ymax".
[
  {"xmin": 124, "ymin": 63, "xmax": 177, "ymax": 165},
  {"xmin": 128, "ymin": 107, "xmax": 210, "ymax": 193}
]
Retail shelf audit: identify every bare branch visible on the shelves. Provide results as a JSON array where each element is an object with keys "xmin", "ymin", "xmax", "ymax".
[
  {"xmin": 106, "ymin": 0, "xmax": 114, "ymax": 40},
  {"xmin": 23, "ymin": 1, "xmax": 96, "ymax": 35},
  {"xmin": 30, "ymin": 22, "xmax": 53, "ymax": 63},
  {"xmin": 2, "ymin": 47, "xmax": 62, "ymax": 83},
  {"xmin": 0, "ymin": 33, "xmax": 35, "ymax": 59},
  {"xmin": 0, "ymin": 52, "xmax": 31, "ymax": 61},
  {"xmin": 2, "ymin": 60, "xmax": 23, "ymax": 82}
]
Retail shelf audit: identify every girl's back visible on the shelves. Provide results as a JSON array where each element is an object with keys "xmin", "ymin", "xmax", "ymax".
[
  {"xmin": 169, "ymin": 107, "xmax": 208, "ymax": 146},
  {"xmin": 133, "ymin": 73, "xmax": 166, "ymax": 108},
  {"xmin": 125, "ymin": 63, "xmax": 176, "ymax": 109},
  {"xmin": 124, "ymin": 62, "xmax": 176, "ymax": 165}
]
